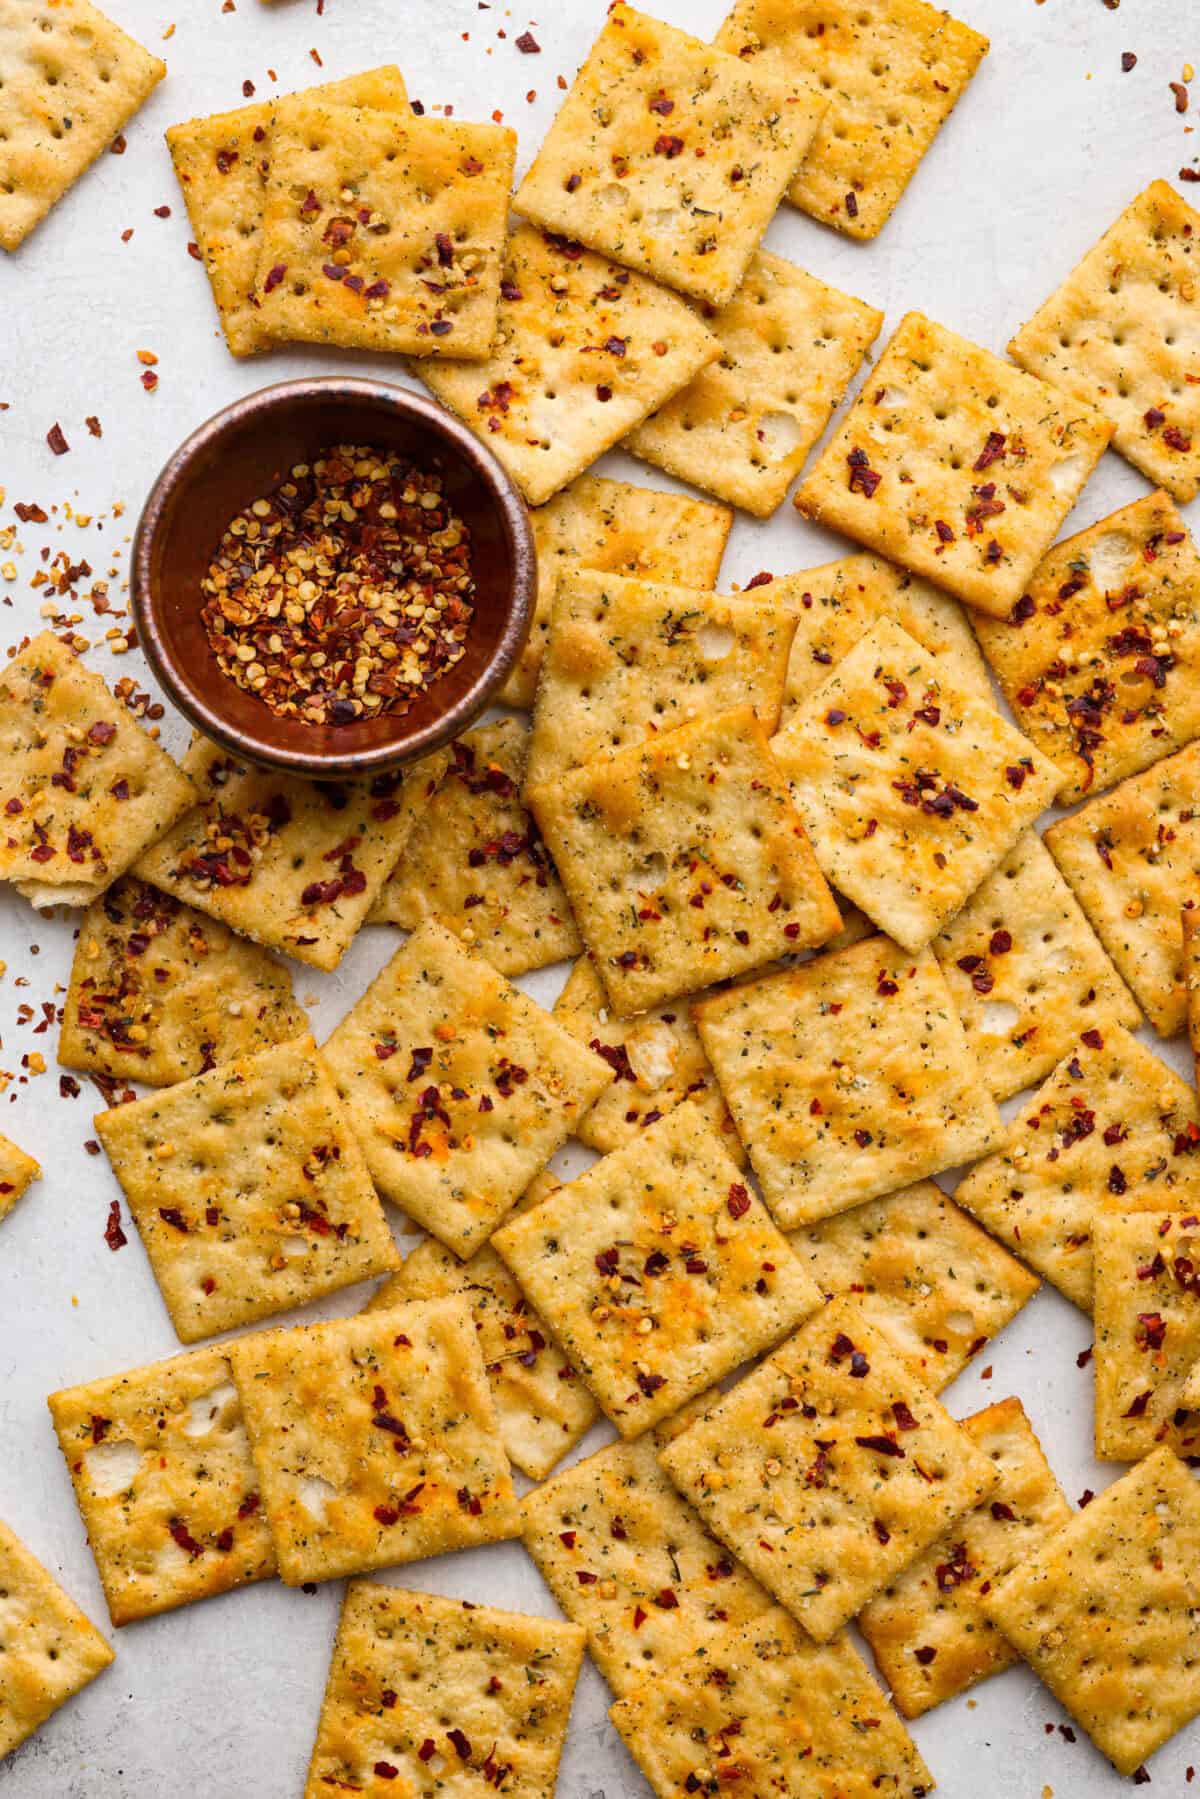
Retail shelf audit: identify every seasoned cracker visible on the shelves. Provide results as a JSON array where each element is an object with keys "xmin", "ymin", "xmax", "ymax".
[
  {"xmin": 59, "ymin": 876, "xmax": 306, "ymax": 1087},
  {"xmin": 0, "ymin": 634, "xmax": 193, "ymax": 905},
  {"xmin": 525, "ymin": 568, "xmax": 799, "ymax": 788},
  {"xmin": 415, "ymin": 222, "xmax": 721, "ymax": 507},
  {"xmin": 367, "ymin": 723, "xmax": 579, "ymax": 976},
  {"xmin": 501, "ymin": 473, "xmax": 731, "ymax": 710},
  {"xmin": 0, "ymin": 1132, "xmax": 39, "ymax": 1227},
  {"xmin": 933, "ymin": 829, "xmax": 1142, "ymax": 1101},
  {"xmin": 305, "ymin": 1582, "xmax": 584, "ymax": 1799},
  {"xmin": 552, "ymin": 954, "xmax": 745, "ymax": 1164},
  {"xmin": 322, "ymin": 920, "xmax": 611, "ymax": 1259},
  {"xmin": 954, "ymin": 1025, "xmax": 1200, "ymax": 1313},
  {"xmin": 522, "ymin": 1432, "xmax": 773, "ymax": 1697},
  {"xmin": 772, "ymin": 619, "xmax": 1062, "ymax": 952},
  {"xmin": 93, "ymin": 1035, "xmax": 398, "ymax": 1342},
  {"xmin": 659, "ymin": 1296, "xmax": 997, "ymax": 1640},
  {"xmin": 48, "ymin": 1344, "xmax": 277, "ymax": 1625},
  {"xmin": 1093, "ymin": 1209, "xmax": 1200, "ymax": 1461},
  {"xmin": 228, "ymin": 1296, "xmax": 518, "ymax": 1585},
  {"xmin": 791, "ymin": 1180, "xmax": 1039, "ymax": 1392},
  {"xmin": 135, "ymin": 735, "xmax": 425, "ymax": 972},
  {"xmin": 611, "ymin": 1606, "xmax": 932, "ymax": 1799},
  {"xmin": 982, "ymin": 1446, "xmax": 1200, "ymax": 1775},
  {"xmin": 0, "ymin": 0, "xmax": 165, "ymax": 252},
  {"xmin": 367, "ymin": 1225, "xmax": 597, "ymax": 1482},
  {"xmin": 716, "ymin": 0, "xmax": 988, "ymax": 240},
  {"xmin": 859, "ymin": 1398, "xmax": 1071, "ymax": 1717},
  {"xmin": 777, "ymin": 550, "xmax": 993, "ymax": 725},
  {"xmin": 493, "ymin": 1102, "xmax": 820, "ymax": 1437},
  {"xmin": 0, "ymin": 1518, "xmax": 112, "ymax": 1758},
  {"xmin": 529, "ymin": 705, "xmax": 840, "ymax": 1016},
  {"xmin": 514, "ymin": 5, "xmax": 823, "ymax": 308},
  {"xmin": 627, "ymin": 250, "xmax": 883, "ymax": 517},
  {"xmin": 1009, "ymin": 180, "xmax": 1200, "ymax": 505},
  {"xmin": 694, "ymin": 934, "xmax": 1005, "ymax": 1230},
  {"xmin": 167, "ymin": 67, "xmax": 410, "ymax": 357},
  {"xmin": 255, "ymin": 100, "xmax": 515, "ymax": 357},
  {"xmin": 1045, "ymin": 738, "xmax": 1200, "ymax": 1035},
  {"xmin": 974, "ymin": 491, "xmax": 1200, "ymax": 801},
  {"xmin": 794, "ymin": 311, "xmax": 1114, "ymax": 619}
]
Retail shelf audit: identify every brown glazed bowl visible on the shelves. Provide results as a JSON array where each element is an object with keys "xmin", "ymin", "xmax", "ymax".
[{"xmin": 131, "ymin": 377, "xmax": 535, "ymax": 778}]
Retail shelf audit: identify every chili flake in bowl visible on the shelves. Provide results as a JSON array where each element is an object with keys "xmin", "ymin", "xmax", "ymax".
[
  {"xmin": 132, "ymin": 378, "xmax": 535, "ymax": 779},
  {"xmin": 200, "ymin": 445, "xmax": 475, "ymax": 726}
]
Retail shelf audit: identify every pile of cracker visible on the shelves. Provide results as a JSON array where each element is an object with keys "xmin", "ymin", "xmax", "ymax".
[{"xmin": 7, "ymin": 0, "xmax": 1200, "ymax": 1794}]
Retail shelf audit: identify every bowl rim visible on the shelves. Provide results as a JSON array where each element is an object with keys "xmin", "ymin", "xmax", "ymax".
[{"xmin": 130, "ymin": 375, "xmax": 535, "ymax": 779}]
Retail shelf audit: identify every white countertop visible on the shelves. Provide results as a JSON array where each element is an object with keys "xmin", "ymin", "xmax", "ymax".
[{"xmin": 1, "ymin": 0, "xmax": 1196, "ymax": 1793}]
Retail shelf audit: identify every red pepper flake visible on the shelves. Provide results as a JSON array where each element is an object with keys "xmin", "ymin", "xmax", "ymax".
[
  {"xmin": 914, "ymin": 1646, "xmax": 937, "ymax": 1665},
  {"xmin": 85, "ymin": 415, "xmax": 102, "ymax": 437},
  {"xmin": 1122, "ymin": 51, "xmax": 1137, "ymax": 70},
  {"xmin": 46, "ymin": 423, "xmax": 70, "ymax": 456},
  {"xmin": 1171, "ymin": 81, "xmax": 1190, "ymax": 114},
  {"xmin": 110, "ymin": 133, "xmax": 126, "ymax": 154},
  {"xmin": 845, "ymin": 191, "xmax": 859, "ymax": 219},
  {"xmin": 154, "ymin": 204, "xmax": 171, "ymax": 218},
  {"xmin": 263, "ymin": 263, "xmax": 287, "ymax": 293},
  {"xmin": 90, "ymin": 1414, "xmax": 112, "ymax": 1443},
  {"xmin": 727, "ymin": 1182, "xmax": 751, "ymax": 1219},
  {"xmin": 855, "ymin": 1433, "xmax": 904, "ymax": 1458},
  {"xmin": 167, "ymin": 1517, "xmax": 204, "ymax": 1559},
  {"xmin": 1122, "ymin": 1390, "xmax": 1152, "ymax": 1418},
  {"xmin": 892, "ymin": 1400, "xmax": 919, "ymax": 1431},
  {"xmin": 990, "ymin": 1500, "xmax": 1016, "ymax": 1522},
  {"xmin": 447, "ymin": 1728, "xmax": 472, "ymax": 1760},
  {"xmin": 847, "ymin": 446, "xmax": 881, "ymax": 497},
  {"xmin": 141, "ymin": 370, "xmax": 159, "ymax": 392},
  {"xmin": 654, "ymin": 133, "xmax": 685, "ymax": 158},
  {"xmin": 374, "ymin": 1764, "xmax": 399, "ymax": 1781},
  {"xmin": 104, "ymin": 1200, "xmax": 127, "ymax": 1251},
  {"xmin": 158, "ymin": 1206, "xmax": 189, "ymax": 1234},
  {"xmin": 515, "ymin": 29, "xmax": 540, "ymax": 51},
  {"xmin": 654, "ymin": 1588, "xmax": 679, "ymax": 1610},
  {"xmin": 417, "ymin": 1741, "xmax": 437, "ymax": 1763}
]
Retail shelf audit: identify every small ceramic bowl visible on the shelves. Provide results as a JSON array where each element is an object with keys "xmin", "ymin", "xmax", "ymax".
[{"xmin": 131, "ymin": 377, "xmax": 536, "ymax": 778}]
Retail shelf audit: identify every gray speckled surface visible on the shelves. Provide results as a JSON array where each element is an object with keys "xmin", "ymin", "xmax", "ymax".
[{"xmin": 0, "ymin": 0, "xmax": 1196, "ymax": 1792}]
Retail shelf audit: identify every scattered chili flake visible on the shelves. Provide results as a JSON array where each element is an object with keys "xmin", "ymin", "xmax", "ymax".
[
  {"xmin": 515, "ymin": 29, "xmax": 540, "ymax": 51},
  {"xmin": 200, "ymin": 445, "xmax": 475, "ymax": 726},
  {"xmin": 46, "ymin": 424, "xmax": 70, "ymax": 456},
  {"xmin": 1122, "ymin": 51, "xmax": 1137, "ymax": 70},
  {"xmin": 1171, "ymin": 81, "xmax": 1189, "ymax": 114}
]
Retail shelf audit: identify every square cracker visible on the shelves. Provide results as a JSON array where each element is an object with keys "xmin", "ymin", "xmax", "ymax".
[
  {"xmin": 0, "ymin": 634, "xmax": 193, "ymax": 904},
  {"xmin": 166, "ymin": 67, "xmax": 409, "ymax": 358},
  {"xmin": 501, "ymin": 473, "xmax": 731, "ymax": 711},
  {"xmin": 694, "ymin": 934, "xmax": 1004, "ymax": 1230},
  {"xmin": 415, "ymin": 223, "xmax": 721, "ymax": 508},
  {"xmin": 771, "ymin": 618, "xmax": 1062, "ymax": 952},
  {"xmin": 626, "ymin": 251, "xmax": 883, "ymax": 517},
  {"xmin": 611, "ymin": 1606, "xmax": 932, "ymax": 1799},
  {"xmin": 513, "ymin": 5, "xmax": 823, "ymax": 309},
  {"xmin": 0, "ymin": 1517, "xmax": 112, "ymax": 1758},
  {"xmin": 492, "ymin": 1102, "xmax": 821, "ymax": 1438},
  {"xmin": 528, "ymin": 704, "xmax": 841, "ymax": 1017},
  {"xmin": 658, "ymin": 1295, "xmax": 998, "ymax": 1641},
  {"xmin": 1044, "ymin": 738, "xmax": 1200, "ymax": 1036},
  {"xmin": 716, "ymin": 0, "xmax": 988, "ymax": 241},
  {"xmin": 254, "ymin": 100, "xmax": 515, "ymax": 358},
  {"xmin": 367, "ymin": 723, "xmax": 580, "ymax": 977},
  {"xmin": 321, "ymin": 919, "xmax": 612, "ymax": 1259},
  {"xmin": 305, "ymin": 1581, "xmax": 585, "ymax": 1799},
  {"xmin": 791, "ymin": 1180, "xmax": 1039, "ymax": 1393},
  {"xmin": 0, "ymin": 0, "xmax": 165, "ymax": 253},
  {"xmin": 974, "ymin": 491, "xmax": 1200, "ymax": 803},
  {"xmin": 859, "ymin": 1398, "xmax": 1071, "ymax": 1718},
  {"xmin": 933, "ymin": 829, "xmax": 1142, "ymax": 1102},
  {"xmin": 982, "ymin": 1446, "xmax": 1200, "ymax": 1775},
  {"xmin": 552, "ymin": 954, "xmax": 746, "ymax": 1165},
  {"xmin": 793, "ymin": 311, "xmax": 1114, "ymax": 619},
  {"xmin": 227, "ymin": 1296, "xmax": 519, "ymax": 1585},
  {"xmin": 521, "ymin": 1431, "xmax": 774, "ymax": 1698},
  {"xmin": 47, "ymin": 1343, "xmax": 277, "ymax": 1626},
  {"xmin": 0, "ymin": 1132, "xmax": 39, "ymax": 1226},
  {"xmin": 134, "ymin": 735, "xmax": 426, "ymax": 972},
  {"xmin": 366, "ymin": 1225, "xmax": 598, "ymax": 1483},
  {"xmin": 525, "ymin": 568, "xmax": 799, "ymax": 789},
  {"xmin": 954, "ymin": 1024, "xmax": 1200, "ymax": 1314},
  {"xmin": 59, "ymin": 875, "xmax": 307, "ymax": 1087},
  {"xmin": 1009, "ymin": 181, "xmax": 1200, "ymax": 505},
  {"xmin": 1093, "ymin": 1210, "xmax": 1200, "ymax": 1462},
  {"xmin": 94, "ymin": 1034, "xmax": 398, "ymax": 1343},
  {"xmin": 776, "ymin": 551, "xmax": 993, "ymax": 726}
]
